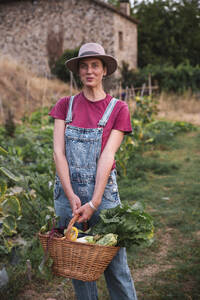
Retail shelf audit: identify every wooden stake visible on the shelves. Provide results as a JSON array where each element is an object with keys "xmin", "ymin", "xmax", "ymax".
[
  {"xmin": 70, "ymin": 71, "xmax": 73, "ymax": 96},
  {"xmin": 148, "ymin": 73, "xmax": 152, "ymax": 96},
  {"xmin": 141, "ymin": 83, "xmax": 146, "ymax": 97}
]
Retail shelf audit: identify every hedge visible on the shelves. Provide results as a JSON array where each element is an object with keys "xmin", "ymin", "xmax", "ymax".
[{"xmin": 120, "ymin": 62, "xmax": 200, "ymax": 94}]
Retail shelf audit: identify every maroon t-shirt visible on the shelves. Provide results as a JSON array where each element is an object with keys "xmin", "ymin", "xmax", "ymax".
[{"xmin": 49, "ymin": 92, "xmax": 132, "ymax": 169}]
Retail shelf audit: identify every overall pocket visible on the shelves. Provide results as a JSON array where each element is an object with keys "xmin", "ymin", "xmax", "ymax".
[
  {"xmin": 65, "ymin": 126, "xmax": 102, "ymax": 170},
  {"xmin": 66, "ymin": 136, "xmax": 99, "ymax": 169}
]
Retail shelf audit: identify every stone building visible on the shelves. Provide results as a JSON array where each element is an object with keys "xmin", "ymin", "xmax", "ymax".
[{"xmin": 0, "ymin": 0, "xmax": 138, "ymax": 81}]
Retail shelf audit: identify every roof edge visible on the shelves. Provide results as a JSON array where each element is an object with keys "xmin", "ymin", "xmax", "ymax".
[{"xmin": 92, "ymin": 0, "xmax": 139, "ymax": 24}]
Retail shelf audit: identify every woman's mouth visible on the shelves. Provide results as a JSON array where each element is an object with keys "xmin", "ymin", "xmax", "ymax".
[{"xmin": 86, "ymin": 77, "xmax": 93, "ymax": 81}]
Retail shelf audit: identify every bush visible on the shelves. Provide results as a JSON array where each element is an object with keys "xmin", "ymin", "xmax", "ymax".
[
  {"xmin": 120, "ymin": 62, "xmax": 200, "ymax": 94},
  {"xmin": 51, "ymin": 47, "xmax": 81, "ymax": 87}
]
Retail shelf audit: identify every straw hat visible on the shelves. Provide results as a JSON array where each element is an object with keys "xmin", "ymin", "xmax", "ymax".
[{"xmin": 65, "ymin": 43, "xmax": 118, "ymax": 76}]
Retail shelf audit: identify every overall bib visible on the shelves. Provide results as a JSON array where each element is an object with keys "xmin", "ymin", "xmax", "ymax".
[{"xmin": 54, "ymin": 96, "xmax": 137, "ymax": 300}]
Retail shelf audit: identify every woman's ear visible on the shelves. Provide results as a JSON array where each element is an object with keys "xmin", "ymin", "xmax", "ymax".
[{"xmin": 103, "ymin": 66, "xmax": 107, "ymax": 77}]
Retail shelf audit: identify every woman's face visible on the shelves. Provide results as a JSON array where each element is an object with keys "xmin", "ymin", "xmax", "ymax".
[{"xmin": 78, "ymin": 58, "xmax": 107, "ymax": 88}]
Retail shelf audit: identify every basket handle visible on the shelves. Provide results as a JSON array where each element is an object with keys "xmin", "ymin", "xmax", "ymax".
[{"xmin": 65, "ymin": 214, "xmax": 80, "ymax": 240}]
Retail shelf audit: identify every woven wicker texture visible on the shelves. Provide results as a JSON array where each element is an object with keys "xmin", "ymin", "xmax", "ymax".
[{"xmin": 38, "ymin": 215, "xmax": 119, "ymax": 281}]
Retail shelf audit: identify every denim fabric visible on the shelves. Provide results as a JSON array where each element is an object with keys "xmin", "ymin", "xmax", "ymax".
[{"xmin": 54, "ymin": 97, "xmax": 137, "ymax": 300}]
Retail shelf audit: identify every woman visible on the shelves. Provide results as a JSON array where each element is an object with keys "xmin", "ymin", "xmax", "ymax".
[{"xmin": 49, "ymin": 43, "xmax": 137, "ymax": 300}]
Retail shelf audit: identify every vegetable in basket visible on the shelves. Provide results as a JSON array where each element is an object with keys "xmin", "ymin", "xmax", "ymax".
[
  {"xmin": 77, "ymin": 233, "xmax": 118, "ymax": 246},
  {"xmin": 40, "ymin": 214, "xmax": 60, "ymax": 234},
  {"xmin": 96, "ymin": 233, "xmax": 118, "ymax": 246},
  {"xmin": 90, "ymin": 201, "xmax": 154, "ymax": 249}
]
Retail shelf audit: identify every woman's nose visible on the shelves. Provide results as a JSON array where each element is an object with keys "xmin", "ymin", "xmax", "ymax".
[{"xmin": 87, "ymin": 65, "xmax": 92, "ymax": 73}]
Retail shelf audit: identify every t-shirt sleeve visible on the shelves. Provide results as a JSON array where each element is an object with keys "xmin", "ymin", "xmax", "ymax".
[
  {"xmin": 48, "ymin": 97, "xmax": 69, "ymax": 120},
  {"xmin": 112, "ymin": 102, "xmax": 132, "ymax": 134}
]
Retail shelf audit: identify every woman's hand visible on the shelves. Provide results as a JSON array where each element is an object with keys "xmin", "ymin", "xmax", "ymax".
[
  {"xmin": 69, "ymin": 194, "xmax": 82, "ymax": 215},
  {"xmin": 75, "ymin": 203, "xmax": 95, "ymax": 223}
]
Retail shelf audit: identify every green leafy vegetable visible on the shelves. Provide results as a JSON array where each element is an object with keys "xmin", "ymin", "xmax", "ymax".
[
  {"xmin": 91, "ymin": 202, "xmax": 154, "ymax": 249},
  {"xmin": 85, "ymin": 236, "xmax": 95, "ymax": 244},
  {"xmin": 96, "ymin": 233, "xmax": 118, "ymax": 246}
]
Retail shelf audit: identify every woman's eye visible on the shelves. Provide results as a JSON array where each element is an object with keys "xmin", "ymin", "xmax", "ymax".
[{"xmin": 80, "ymin": 64, "xmax": 87, "ymax": 69}]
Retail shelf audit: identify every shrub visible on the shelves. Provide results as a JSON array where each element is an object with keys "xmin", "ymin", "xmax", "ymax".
[
  {"xmin": 51, "ymin": 47, "xmax": 81, "ymax": 87},
  {"xmin": 120, "ymin": 62, "xmax": 200, "ymax": 94}
]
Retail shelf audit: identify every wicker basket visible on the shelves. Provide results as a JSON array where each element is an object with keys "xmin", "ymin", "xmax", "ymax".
[{"xmin": 38, "ymin": 215, "xmax": 120, "ymax": 281}]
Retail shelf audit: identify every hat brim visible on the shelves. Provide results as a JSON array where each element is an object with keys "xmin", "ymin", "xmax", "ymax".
[{"xmin": 65, "ymin": 54, "xmax": 117, "ymax": 76}]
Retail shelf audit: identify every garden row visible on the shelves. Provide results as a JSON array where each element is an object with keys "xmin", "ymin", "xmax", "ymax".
[{"xmin": 0, "ymin": 96, "xmax": 197, "ymax": 299}]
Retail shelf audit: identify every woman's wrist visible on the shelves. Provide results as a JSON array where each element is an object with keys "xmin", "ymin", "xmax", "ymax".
[{"xmin": 88, "ymin": 201, "xmax": 98, "ymax": 211}]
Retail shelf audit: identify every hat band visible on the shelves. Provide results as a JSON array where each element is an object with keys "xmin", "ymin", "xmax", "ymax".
[{"xmin": 79, "ymin": 51, "xmax": 100, "ymax": 57}]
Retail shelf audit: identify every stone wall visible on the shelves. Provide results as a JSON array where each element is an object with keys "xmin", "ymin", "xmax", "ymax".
[
  {"xmin": 113, "ymin": 13, "xmax": 137, "ymax": 73},
  {"xmin": 0, "ymin": 0, "xmax": 137, "ymax": 79}
]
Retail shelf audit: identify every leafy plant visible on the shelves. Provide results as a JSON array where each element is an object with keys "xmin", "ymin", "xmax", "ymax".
[
  {"xmin": 51, "ymin": 47, "xmax": 81, "ymax": 87},
  {"xmin": 116, "ymin": 135, "xmax": 136, "ymax": 177},
  {"xmin": 134, "ymin": 95, "xmax": 158, "ymax": 124},
  {"xmin": 0, "ymin": 181, "xmax": 22, "ymax": 254},
  {"xmin": 91, "ymin": 201, "xmax": 154, "ymax": 249},
  {"xmin": 116, "ymin": 94, "xmax": 158, "ymax": 176},
  {"xmin": 120, "ymin": 61, "xmax": 200, "ymax": 94},
  {"xmin": 143, "ymin": 120, "xmax": 197, "ymax": 145}
]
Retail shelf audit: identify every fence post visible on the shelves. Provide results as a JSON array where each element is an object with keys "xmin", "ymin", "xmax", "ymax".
[
  {"xmin": 141, "ymin": 83, "xmax": 146, "ymax": 97},
  {"xmin": 125, "ymin": 86, "xmax": 129, "ymax": 101},
  {"xmin": 131, "ymin": 85, "xmax": 135, "ymax": 99},
  {"xmin": 148, "ymin": 73, "xmax": 152, "ymax": 96},
  {"xmin": 70, "ymin": 71, "xmax": 73, "ymax": 96}
]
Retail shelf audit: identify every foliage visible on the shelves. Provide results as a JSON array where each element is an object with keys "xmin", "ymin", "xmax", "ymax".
[
  {"xmin": 118, "ymin": 129, "xmax": 200, "ymax": 300},
  {"xmin": 143, "ymin": 120, "xmax": 197, "ymax": 145},
  {"xmin": 131, "ymin": 0, "xmax": 200, "ymax": 68},
  {"xmin": 116, "ymin": 94, "xmax": 158, "ymax": 176},
  {"xmin": 0, "ymin": 103, "xmax": 198, "ymax": 298},
  {"xmin": 22, "ymin": 107, "xmax": 54, "ymax": 126},
  {"xmin": 0, "ymin": 112, "xmax": 55, "ymax": 256},
  {"xmin": 51, "ymin": 47, "xmax": 81, "ymax": 87},
  {"xmin": 134, "ymin": 95, "xmax": 158, "ymax": 124},
  {"xmin": 91, "ymin": 201, "xmax": 154, "ymax": 248},
  {"xmin": 116, "ymin": 136, "xmax": 136, "ymax": 177},
  {"xmin": 105, "ymin": 0, "xmax": 120, "ymax": 7},
  {"xmin": 120, "ymin": 61, "xmax": 200, "ymax": 93},
  {"xmin": 0, "ymin": 181, "xmax": 22, "ymax": 254},
  {"xmin": 120, "ymin": 61, "xmax": 146, "ymax": 89},
  {"xmin": 116, "ymin": 93, "xmax": 197, "ymax": 177}
]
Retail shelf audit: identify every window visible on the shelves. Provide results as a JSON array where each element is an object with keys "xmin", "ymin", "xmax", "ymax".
[{"xmin": 118, "ymin": 31, "xmax": 123, "ymax": 50}]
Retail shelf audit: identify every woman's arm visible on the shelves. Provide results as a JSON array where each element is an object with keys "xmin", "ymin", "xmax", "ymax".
[
  {"xmin": 76, "ymin": 129, "xmax": 124, "ymax": 223},
  {"xmin": 53, "ymin": 119, "xmax": 81, "ymax": 214}
]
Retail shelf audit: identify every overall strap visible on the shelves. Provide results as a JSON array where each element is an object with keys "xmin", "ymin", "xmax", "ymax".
[
  {"xmin": 98, "ymin": 98, "xmax": 118, "ymax": 127},
  {"xmin": 65, "ymin": 96, "xmax": 74, "ymax": 123}
]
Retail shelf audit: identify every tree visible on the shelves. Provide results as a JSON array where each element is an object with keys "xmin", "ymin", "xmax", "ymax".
[
  {"xmin": 102, "ymin": 0, "xmax": 120, "ymax": 7},
  {"xmin": 131, "ymin": 0, "xmax": 200, "ymax": 67}
]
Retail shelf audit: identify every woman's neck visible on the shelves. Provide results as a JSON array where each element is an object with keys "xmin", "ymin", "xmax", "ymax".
[{"xmin": 82, "ymin": 86, "xmax": 106, "ymax": 102}]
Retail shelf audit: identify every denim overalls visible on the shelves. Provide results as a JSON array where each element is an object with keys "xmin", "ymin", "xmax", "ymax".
[{"xmin": 54, "ymin": 96, "xmax": 137, "ymax": 300}]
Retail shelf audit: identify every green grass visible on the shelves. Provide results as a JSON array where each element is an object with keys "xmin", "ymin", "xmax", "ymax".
[{"xmin": 117, "ymin": 129, "xmax": 200, "ymax": 300}]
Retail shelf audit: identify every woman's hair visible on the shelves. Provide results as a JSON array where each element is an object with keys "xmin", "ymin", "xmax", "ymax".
[{"xmin": 78, "ymin": 58, "xmax": 106, "ymax": 71}]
